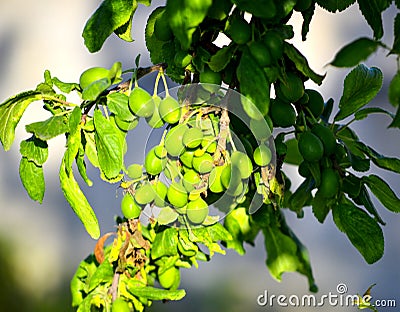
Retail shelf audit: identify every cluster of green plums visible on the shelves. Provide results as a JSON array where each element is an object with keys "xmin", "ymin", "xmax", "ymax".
[{"xmin": 118, "ymin": 89, "xmax": 273, "ymax": 226}]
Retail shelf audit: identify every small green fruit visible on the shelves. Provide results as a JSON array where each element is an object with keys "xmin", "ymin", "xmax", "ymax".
[
  {"xmin": 111, "ymin": 298, "xmax": 130, "ymax": 312},
  {"xmin": 135, "ymin": 183, "xmax": 155, "ymax": 205},
  {"xmin": 192, "ymin": 153, "xmax": 214, "ymax": 174},
  {"xmin": 79, "ymin": 67, "xmax": 110, "ymax": 89},
  {"xmin": 187, "ymin": 197, "xmax": 209, "ymax": 224},
  {"xmin": 253, "ymin": 145, "xmax": 272, "ymax": 166},
  {"xmin": 304, "ymin": 89, "xmax": 324, "ymax": 118},
  {"xmin": 167, "ymin": 182, "xmax": 188, "ymax": 208},
  {"xmin": 121, "ymin": 193, "xmax": 141, "ymax": 219},
  {"xmin": 159, "ymin": 266, "xmax": 180, "ymax": 289},
  {"xmin": 153, "ymin": 181, "xmax": 168, "ymax": 207},
  {"xmin": 127, "ymin": 164, "xmax": 143, "ymax": 179},
  {"xmin": 319, "ymin": 168, "xmax": 340, "ymax": 198},
  {"xmin": 115, "ymin": 115, "xmax": 139, "ymax": 132},
  {"xmin": 276, "ymin": 72, "xmax": 304, "ymax": 103},
  {"xmin": 183, "ymin": 127, "xmax": 204, "ymax": 148},
  {"xmin": 298, "ymin": 131, "xmax": 324, "ymax": 162},
  {"xmin": 146, "ymin": 96, "xmax": 164, "ymax": 128},
  {"xmin": 208, "ymin": 166, "xmax": 225, "ymax": 193},
  {"xmin": 228, "ymin": 16, "xmax": 251, "ymax": 44},
  {"xmin": 269, "ymin": 99, "xmax": 296, "ymax": 128},
  {"xmin": 231, "ymin": 151, "xmax": 253, "ymax": 179},
  {"xmin": 263, "ymin": 31, "xmax": 283, "ymax": 62},
  {"xmin": 311, "ymin": 124, "xmax": 336, "ymax": 156},
  {"xmin": 249, "ymin": 41, "xmax": 272, "ymax": 67},
  {"xmin": 129, "ymin": 87, "xmax": 154, "ymax": 118},
  {"xmin": 145, "ymin": 147, "xmax": 167, "ymax": 176},
  {"xmin": 165, "ymin": 124, "xmax": 188, "ymax": 157},
  {"xmin": 159, "ymin": 96, "xmax": 181, "ymax": 124},
  {"xmin": 199, "ymin": 66, "xmax": 222, "ymax": 86}
]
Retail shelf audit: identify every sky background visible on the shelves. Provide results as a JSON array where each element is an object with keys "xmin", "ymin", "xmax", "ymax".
[{"xmin": 0, "ymin": 1, "xmax": 399, "ymax": 311}]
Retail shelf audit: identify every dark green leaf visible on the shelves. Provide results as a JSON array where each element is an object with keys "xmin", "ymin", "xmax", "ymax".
[
  {"xmin": 391, "ymin": 14, "xmax": 400, "ymax": 54},
  {"xmin": 350, "ymin": 153, "xmax": 370, "ymax": 172},
  {"xmin": 283, "ymin": 138, "xmax": 303, "ymax": 165},
  {"xmin": 363, "ymin": 174, "xmax": 400, "ymax": 213},
  {"xmin": 19, "ymin": 136, "xmax": 48, "ymax": 166},
  {"xmin": 388, "ymin": 71, "xmax": 400, "ymax": 107},
  {"xmin": 335, "ymin": 65, "xmax": 383, "ymax": 121},
  {"xmin": 138, "ymin": 0, "xmax": 151, "ymax": 5},
  {"xmin": 166, "ymin": 0, "xmax": 212, "ymax": 50},
  {"xmin": 396, "ymin": 0, "xmax": 400, "ymax": 9},
  {"xmin": 283, "ymin": 43, "xmax": 325, "ymax": 85},
  {"xmin": 301, "ymin": 3, "xmax": 316, "ymax": 41},
  {"xmin": 232, "ymin": 0, "xmax": 276, "ymax": 18},
  {"xmin": 26, "ymin": 114, "xmax": 69, "ymax": 141},
  {"xmin": 145, "ymin": 7, "xmax": 166, "ymax": 65},
  {"xmin": 356, "ymin": 185, "xmax": 386, "ymax": 225},
  {"xmin": 355, "ymin": 142, "xmax": 400, "ymax": 174},
  {"xmin": 332, "ymin": 202, "xmax": 384, "ymax": 264},
  {"xmin": 389, "ymin": 106, "xmax": 400, "ymax": 128},
  {"xmin": 107, "ymin": 92, "xmax": 134, "ymax": 121},
  {"xmin": 208, "ymin": 45, "xmax": 236, "ymax": 72},
  {"xmin": 82, "ymin": 0, "xmax": 138, "ymax": 52},
  {"xmin": 288, "ymin": 178, "xmax": 313, "ymax": 212},
  {"xmin": 357, "ymin": 0, "xmax": 391, "ymax": 39},
  {"xmin": 316, "ymin": 0, "xmax": 355, "ymax": 12},
  {"xmin": 127, "ymin": 282, "xmax": 185, "ymax": 301},
  {"xmin": 151, "ymin": 228, "xmax": 178, "ymax": 259},
  {"xmin": 342, "ymin": 173, "xmax": 362, "ymax": 198},
  {"xmin": 59, "ymin": 155, "xmax": 100, "ymax": 239},
  {"xmin": 0, "ymin": 91, "xmax": 42, "ymax": 151},
  {"xmin": 52, "ymin": 77, "xmax": 79, "ymax": 94},
  {"xmin": 82, "ymin": 78, "xmax": 111, "ymax": 101},
  {"xmin": 19, "ymin": 157, "xmax": 45, "ymax": 203},
  {"xmin": 237, "ymin": 47, "xmax": 270, "ymax": 116},
  {"xmin": 354, "ymin": 107, "xmax": 394, "ymax": 120},
  {"xmin": 93, "ymin": 109, "xmax": 124, "ymax": 180},
  {"xmin": 312, "ymin": 190, "xmax": 331, "ymax": 223},
  {"xmin": 330, "ymin": 38, "xmax": 379, "ymax": 67},
  {"xmin": 207, "ymin": 222, "xmax": 233, "ymax": 242}
]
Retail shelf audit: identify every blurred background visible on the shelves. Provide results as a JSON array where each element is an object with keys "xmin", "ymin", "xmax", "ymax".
[{"xmin": 0, "ymin": 1, "xmax": 399, "ymax": 311}]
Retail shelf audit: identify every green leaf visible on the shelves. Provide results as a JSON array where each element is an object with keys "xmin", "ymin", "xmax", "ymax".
[
  {"xmin": 65, "ymin": 108, "xmax": 83, "ymax": 174},
  {"xmin": 166, "ymin": 0, "xmax": 212, "ymax": 50},
  {"xmin": 84, "ymin": 131, "xmax": 100, "ymax": 169},
  {"xmin": 263, "ymin": 219, "xmax": 300, "ymax": 281},
  {"xmin": 82, "ymin": 78, "xmax": 111, "ymax": 101},
  {"xmin": 76, "ymin": 143, "xmax": 93, "ymax": 186},
  {"xmin": 232, "ymin": 0, "xmax": 276, "ymax": 19},
  {"xmin": 145, "ymin": 7, "xmax": 166, "ymax": 65},
  {"xmin": 0, "ymin": 91, "xmax": 42, "ymax": 151},
  {"xmin": 330, "ymin": 38, "xmax": 379, "ymax": 67},
  {"xmin": 59, "ymin": 155, "xmax": 100, "ymax": 239},
  {"xmin": 312, "ymin": 190, "xmax": 331, "ymax": 223},
  {"xmin": 127, "ymin": 282, "xmax": 185, "ymax": 301},
  {"xmin": 357, "ymin": 0, "xmax": 391, "ymax": 39},
  {"xmin": 19, "ymin": 136, "xmax": 48, "ymax": 166},
  {"xmin": 301, "ymin": 3, "xmax": 316, "ymax": 41},
  {"xmin": 356, "ymin": 185, "xmax": 385, "ymax": 225},
  {"xmin": 389, "ymin": 106, "xmax": 400, "ymax": 128},
  {"xmin": 237, "ymin": 47, "xmax": 270, "ymax": 116},
  {"xmin": 208, "ymin": 45, "xmax": 236, "ymax": 72},
  {"xmin": 114, "ymin": 12, "xmax": 134, "ymax": 42},
  {"xmin": 151, "ymin": 228, "xmax": 179, "ymax": 259},
  {"xmin": 88, "ymin": 260, "xmax": 114, "ymax": 292},
  {"xmin": 288, "ymin": 178, "xmax": 313, "ymax": 213},
  {"xmin": 388, "ymin": 71, "xmax": 400, "ymax": 107},
  {"xmin": 19, "ymin": 157, "xmax": 45, "ymax": 203},
  {"xmin": 283, "ymin": 43, "xmax": 325, "ymax": 85},
  {"xmin": 283, "ymin": 138, "xmax": 303, "ymax": 165},
  {"xmin": 82, "ymin": 0, "xmax": 138, "ymax": 53},
  {"xmin": 138, "ymin": 0, "xmax": 151, "ymax": 5},
  {"xmin": 52, "ymin": 77, "xmax": 79, "ymax": 94},
  {"xmin": 355, "ymin": 142, "xmax": 400, "ymax": 174},
  {"xmin": 354, "ymin": 107, "xmax": 394, "ymax": 120},
  {"xmin": 390, "ymin": 14, "xmax": 400, "ymax": 54},
  {"xmin": 363, "ymin": 174, "xmax": 400, "ymax": 213},
  {"xmin": 93, "ymin": 109, "xmax": 124, "ymax": 180},
  {"xmin": 157, "ymin": 207, "xmax": 179, "ymax": 225},
  {"xmin": 335, "ymin": 65, "xmax": 383, "ymax": 121},
  {"xmin": 106, "ymin": 93, "xmax": 134, "ymax": 121},
  {"xmin": 332, "ymin": 202, "xmax": 384, "ymax": 264},
  {"xmin": 316, "ymin": 0, "xmax": 355, "ymax": 12},
  {"xmin": 26, "ymin": 114, "xmax": 69, "ymax": 141}
]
